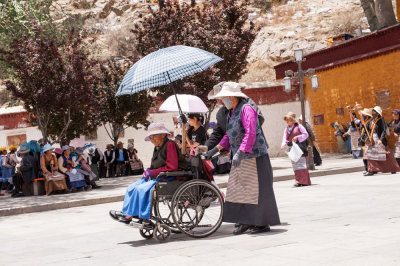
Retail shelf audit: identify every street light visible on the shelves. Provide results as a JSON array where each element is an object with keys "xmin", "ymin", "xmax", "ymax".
[
  {"xmin": 283, "ymin": 77, "xmax": 292, "ymax": 92},
  {"xmin": 294, "ymin": 49, "xmax": 303, "ymax": 62},
  {"xmin": 283, "ymin": 49, "xmax": 321, "ymax": 170}
]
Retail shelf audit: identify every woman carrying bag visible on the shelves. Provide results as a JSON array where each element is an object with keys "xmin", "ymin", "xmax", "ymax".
[{"xmin": 281, "ymin": 112, "xmax": 311, "ymax": 187}]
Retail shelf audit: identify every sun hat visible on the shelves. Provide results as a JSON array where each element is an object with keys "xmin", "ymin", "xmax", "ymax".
[
  {"xmin": 117, "ymin": 141, "xmax": 123, "ymax": 145},
  {"xmin": 393, "ymin": 109, "xmax": 400, "ymax": 115},
  {"xmin": 145, "ymin": 123, "xmax": 171, "ymax": 141},
  {"xmin": 360, "ymin": 108, "xmax": 372, "ymax": 117},
  {"xmin": 208, "ymin": 82, "xmax": 225, "ymax": 100},
  {"xmin": 54, "ymin": 148, "xmax": 62, "ymax": 155},
  {"xmin": 75, "ymin": 147, "xmax": 84, "ymax": 155},
  {"xmin": 9, "ymin": 145, "xmax": 18, "ymax": 152},
  {"xmin": 62, "ymin": 145, "xmax": 71, "ymax": 152},
  {"xmin": 42, "ymin": 144, "xmax": 54, "ymax": 153},
  {"xmin": 373, "ymin": 106, "xmax": 382, "ymax": 116},
  {"xmin": 0, "ymin": 146, "xmax": 7, "ymax": 151},
  {"xmin": 299, "ymin": 115, "xmax": 303, "ymax": 121},
  {"xmin": 283, "ymin": 112, "xmax": 297, "ymax": 122},
  {"xmin": 18, "ymin": 145, "xmax": 30, "ymax": 154},
  {"xmin": 213, "ymin": 82, "xmax": 248, "ymax": 99},
  {"xmin": 127, "ymin": 143, "xmax": 134, "ymax": 149}
]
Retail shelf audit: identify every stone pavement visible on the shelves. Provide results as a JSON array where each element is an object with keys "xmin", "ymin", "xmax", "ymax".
[
  {"xmin": 0, "ymin": 171, "xmax": 399, "ymax": 265},
  {"xmin": 0, "ymin": 154, "xmax": 364, "ymax": 217}
]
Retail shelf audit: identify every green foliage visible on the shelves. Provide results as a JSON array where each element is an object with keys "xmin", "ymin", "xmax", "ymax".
[{"xmin": 96, "ymin": 59, "xmax": 152, "ymax": 145}]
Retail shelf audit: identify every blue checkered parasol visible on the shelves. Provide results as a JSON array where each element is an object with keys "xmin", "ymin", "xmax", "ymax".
[{"xmin": 116, "ymin": 45, "xmax": 223, "ymax": 96}]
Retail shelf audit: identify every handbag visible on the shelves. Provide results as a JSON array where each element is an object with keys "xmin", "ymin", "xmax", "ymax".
[{"xmin": 287, "ymin": 142, "xmax": 303, "ymax": 162}]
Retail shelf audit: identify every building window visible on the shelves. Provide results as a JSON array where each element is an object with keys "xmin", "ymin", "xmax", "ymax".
[
  {"xmin": 85, "ymin": 131, "xmax": 98, "ymax": 141},
  {"xmin": 336, "ymin": 107, "xmax": 344, "ymax": 116},
  {"xmin": 313, "ymin": 114, "xmax": 324, "ymax": 125},
  {"xmin": 7, "ymin": 134, "xmax": 27, "ymax": 146},
  {"xmin": 375, "ymin": 90, "xmax": 390, "ymax": 109}
]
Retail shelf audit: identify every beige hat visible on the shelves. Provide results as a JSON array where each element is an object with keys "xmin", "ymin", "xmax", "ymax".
[
  {"xmin": 208, "ymin": 82, "xmax": 225, "ymax": 100},
  {"xmin": 283, "ymin": 112, "xmax": 297, "ymax": 122},
  {"xmin": 213, "ymin": 82, "xmax": 248, "ymax": 99},
  {"xmin": 373, "ymin": 106, "xmax": 382, "ymax": 116},
  {"xmin": 360, "ymin": 108, "xmax": 372, "ymax": 117},
  {"xmin": 145, "ymin": 123, "xmax": 171, "ymax": 141}
]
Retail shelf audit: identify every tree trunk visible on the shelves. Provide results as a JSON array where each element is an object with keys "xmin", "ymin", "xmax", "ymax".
[
  {"xmin": 360, "ymin": 0, "xmax": 379, "ymax": 31},
  {"xmin": 375, "ymin": 0, "xmax": 397, "ymax": 28}
]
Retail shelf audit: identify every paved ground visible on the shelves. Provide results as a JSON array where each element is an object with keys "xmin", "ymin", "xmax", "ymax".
[
  {"xmin": 1, "ymin": 171, "xmax": 399, "ymax": 265},
  {"xmin": 0, "ymin": 154, "xmax": 364, "ymax": 216}
]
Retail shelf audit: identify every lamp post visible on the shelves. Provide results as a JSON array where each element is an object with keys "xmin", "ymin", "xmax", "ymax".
[{"xmin": 284, "ymin": 49, "xmax": 320, "ymax": 170}]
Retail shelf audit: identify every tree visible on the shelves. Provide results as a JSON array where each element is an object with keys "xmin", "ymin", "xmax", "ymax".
[
  {"xmin": 129, "ymin": 0, "xmax": 258, "ymax": 127},
  {"xmin": 96, "ymin": 59, "xmax": 152, "ymax": 146},
  {"xmin": 1, "ymin": 26, "xmax": 102, "ymax": 144},
  {"xmin": 0, "ymin": 0, "xmax": 75, "ymax": 78},
  {"xmin": 360, "ymin": 0, "xmax": 397, "ymax": 31}
]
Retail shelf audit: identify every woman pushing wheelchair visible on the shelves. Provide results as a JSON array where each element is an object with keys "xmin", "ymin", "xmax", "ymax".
[{"xmin": 109, "ymin": 123, "xmax": 188, "ymax": 224}]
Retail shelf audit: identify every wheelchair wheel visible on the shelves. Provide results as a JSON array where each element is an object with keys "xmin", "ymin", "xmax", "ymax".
[
  {"xmin": 153, "ymin": 223, "xmax": 171, "ymax": 242},
  {"xmin": 153, "ymin": 191, "xmax": 180, "ymax": 233},
  {"xmin": 171, "ymin": 180, "xmax": 224, "ymax": 238},
  {"xmin": 139, "ymin": 221, "xmax": 154, "ymax": 240}
]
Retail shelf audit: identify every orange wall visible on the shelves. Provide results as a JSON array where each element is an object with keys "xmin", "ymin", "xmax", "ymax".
[{"xmin": 304, "ymin": 50, "xmax": 400, "ymax": 152}]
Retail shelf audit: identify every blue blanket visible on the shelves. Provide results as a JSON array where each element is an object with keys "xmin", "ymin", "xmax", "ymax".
[{"xmin": 122, "ymin": 178, "xmax": 156, "ymax": 219}]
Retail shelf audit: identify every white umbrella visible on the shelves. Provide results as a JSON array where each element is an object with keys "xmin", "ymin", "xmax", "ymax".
[{"xmin": 159, "ymin": 94, "xmax": 209, "ymax": 114}]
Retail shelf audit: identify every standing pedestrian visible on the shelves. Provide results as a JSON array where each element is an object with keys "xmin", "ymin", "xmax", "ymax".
[
  {"xmin": 362, "ymin": 106, "xmax": 400, "ymax": 175},
  {"xmin": 343, "ymin": 111, "xmax": 363, "ymax": 158},
  {"xmin": 206, "ymin": 82, "xmax": 280, "ymax": 235},
  {"xmin": 281, "ymin": 112, "xmax": 311, "ymax": 187},
  {"xmin": 299, "ymin": 115, "xmax": 322, "ymax": 166},
  {"xmin": 391, "ymin": 109, "xmax": 400, "ymax": 166},
  {"xmin": 115, "ymin": 142, "xmax": 129, "ymax": 177},
  {"xmin": 104, "ymin": 144, "xmax": 115, "ymax": 177}
]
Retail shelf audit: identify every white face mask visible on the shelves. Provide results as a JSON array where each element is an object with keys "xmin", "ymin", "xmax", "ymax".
[{"xmin": 222, "ymin": 97, "xmax": 233, "ymax": 109}]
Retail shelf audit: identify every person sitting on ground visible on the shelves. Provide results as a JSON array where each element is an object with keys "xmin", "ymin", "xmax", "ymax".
[
  {"xmin": 109, "ymin": 123, "xmax": 188, "ymax": 224},
  {"xmin": 104, "ymin": 144, "xmax": 115, "ymax": 178},
  {"xmin": 41, "ymin": 144, "xmax": 69, "ymax": 195},
  {"xmin": 186, "ymin": 113, "xmax": 207, "ymax": 154},
  {"xmin": 58, "ymin": 145, "xmax": 87, "ymax": 191},
  {"xmin": 75, "ymin": 147, "xmax": 101, "ymax": 189},
  {"xmin": 127, "ymin": 143, "xmax": 144, "ymax": 176}
]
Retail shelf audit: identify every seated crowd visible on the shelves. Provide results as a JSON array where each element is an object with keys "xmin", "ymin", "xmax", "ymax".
[{"xmin": 0, "ymin": 139, "xmax": 144, "ymax": 197}]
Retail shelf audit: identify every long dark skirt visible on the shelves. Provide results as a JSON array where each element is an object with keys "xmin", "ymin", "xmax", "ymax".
[
  {"xmin": 223, "ymin": 154, "xmax": 280, "ymax": 226},
  {"xmin": 312, "ymin": 146, "xmax": 322, "ymax": 165}
]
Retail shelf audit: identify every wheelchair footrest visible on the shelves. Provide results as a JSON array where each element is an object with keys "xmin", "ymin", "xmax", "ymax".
[{"xmin": 129, "ymin": 221, "xmax": 144, "ymax": 230}]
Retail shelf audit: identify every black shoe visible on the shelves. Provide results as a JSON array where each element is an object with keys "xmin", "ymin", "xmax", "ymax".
[
  {"xmin": 248, "ymin": 225, "xmax": 271, "ymax": 234},
  {"xmin": 293, "ymin": 183, "xmax": 302, "ymax": 187},
  {"xmin": 109, "ymin": 210, "xmax": 123, "ymax": 221},
  {"xmin": 11, "ymin": 192, "xmax": 24, "ymax": 198},
  {"xmin": 364, "ymin": 172, "xmax": 375, "ymax": 176},
  {"xmin": 234, "ymin": 223, "xmax": 240, "ymax": 228},
  {"xmin": 233, "ymin": 224, "xmax": 250, "ymax": 235},
  {"xmin": 91, "ymin": 184, "xmax": 102, "ymax": 189}
]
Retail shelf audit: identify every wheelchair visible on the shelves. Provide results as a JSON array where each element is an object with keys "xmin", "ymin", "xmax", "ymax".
[{"xmin": 128, "ymin": 152, "xmax": 224, "ymax": 242}]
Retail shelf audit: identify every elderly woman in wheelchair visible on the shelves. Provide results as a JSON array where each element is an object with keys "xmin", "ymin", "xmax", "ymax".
[{"xmin": 109, "ymin": 123, "xmax": 224, "ymax": 241}]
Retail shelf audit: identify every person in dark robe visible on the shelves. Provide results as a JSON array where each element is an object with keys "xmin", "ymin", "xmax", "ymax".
[
  {"xmin": 104, "ymin": 144, "xmax": 115, "ymax": 178},
  {"xmin": 206, "ymin": 82, "xmax": 280, "ymax": 235},
  {"xmin": 299, "ymin": 115, "xmax": 322, "ymax": 166},
  {"xmin": 13, "ymin": 146, "xmax": 35, "ymax": 197},
  {"xmin": 391, "ymin": 109, "xmax": 400, "ymax": 166},
  {"xmin": 362, "ymin": 106, "xmax": 400, "ymax": 175},
  {"xmin": 109, "ymin": 123, "xmax": 188, "ymax": 224}
]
